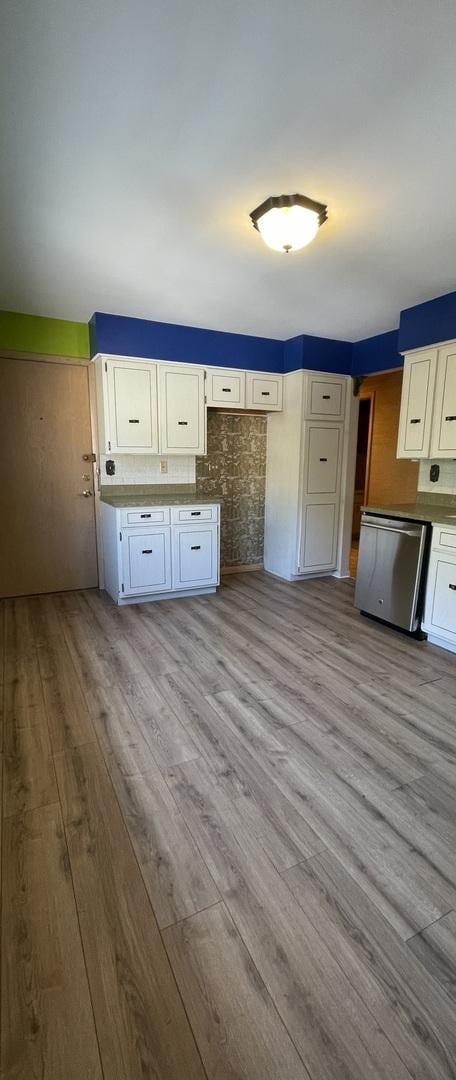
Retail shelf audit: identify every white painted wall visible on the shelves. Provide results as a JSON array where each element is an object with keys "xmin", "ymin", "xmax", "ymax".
[
  {"xmin": 100, "ymin": 454, "xmax": 196, "ymax": 486},
  {"xmin": 418, "ymin": 460, "xmax": 456, "ymax": 495}
]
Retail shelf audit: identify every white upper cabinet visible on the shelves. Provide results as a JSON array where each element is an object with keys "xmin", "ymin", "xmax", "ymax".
[
  {"xmin": 304, "ymin": 375, "xmax": 346, "ymax": 421},
  {"xmin": 430, "ymin": 343, "xmax": 456, "ymax": 457},
  {"xmin": 99, "ymin": 358, "xmax": 159, "ymax": 454},
  {"xmin": 158, "ymin": 364, "xmax": 206, "ymax": 455},
  {"xmin": 397, "ymin": 348, "xmax": 438, "ymax": 458},
  {"xmin": 246, "ymin": 372, "xmax": 283, "ymax": 411},
  {"xmin": 206, "ymin": 367, "xmax": 245, "ymax": 408},
  {"xmin": 397, "ymin": 343, "xmax": 456, "ymax": 459}
]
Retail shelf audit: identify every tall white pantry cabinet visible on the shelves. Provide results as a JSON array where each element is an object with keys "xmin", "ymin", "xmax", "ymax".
[{"xmin": 264, "ymin": 370, "xmax": 351, "ymax": 580}]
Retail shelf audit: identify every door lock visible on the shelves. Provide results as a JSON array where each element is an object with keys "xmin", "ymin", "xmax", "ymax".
[{"xmin": 80, "ymin": 490, "xmax": 93, "ymax": 497}]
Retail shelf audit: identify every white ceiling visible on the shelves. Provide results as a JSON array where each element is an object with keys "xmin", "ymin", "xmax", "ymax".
[{"xmin": 2, "ymin": 0, "xmax": 456, "ymax": 342}]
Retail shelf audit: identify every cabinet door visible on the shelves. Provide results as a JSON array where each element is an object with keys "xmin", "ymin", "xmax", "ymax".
[
  {"xmin": 106, "ymin": 360, "xmax": 158, "ymax": 454},
  {"xmin": 299, "ymin": 502, "xmax": 338, "ymax": 571},
  {"xmin": 172, "ymin": 524, "xmax": 219, "ymax": 589},
  {"xmin": 122, "ymin": 527, "xmax": 171, "ymax": 594},
  {"xmin": 430, "ymin": 344, "xmax": 456, "ymax": 457},
  {"xmin": 158, "ymin": 366, "xmax": 206, "ymax": 454},
  {"xmin": 305, "ymin": 425, "xmax": 341, "ymax": 494},
  {"xmin": 245, "ymin": 373, "xmax": 283, "ymax": 411},
  {"xmin": 305, "ymin": 376, "xmax": 346, "ymax": 420},
  {"xmin": 424, "ymin": 552, "xmax": 456, "ymax": 643},
  {"xmin": 206, "ymin": 368, "xmax": 245, "ymax": 408},
  {"xmin": 397, "ymin": 349, "xmax": 437, "ymax": 458}
]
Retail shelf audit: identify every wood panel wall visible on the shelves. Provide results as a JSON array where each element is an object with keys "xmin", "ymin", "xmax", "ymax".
[{"xmin": 362, "ymin": 370, "xmax": 418, "ymax": 505}]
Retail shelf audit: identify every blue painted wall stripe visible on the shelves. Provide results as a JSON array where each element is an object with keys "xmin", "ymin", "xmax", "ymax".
[{"xmin": 91, "ymin": 289, "xmax": 456, "ymax": 378}]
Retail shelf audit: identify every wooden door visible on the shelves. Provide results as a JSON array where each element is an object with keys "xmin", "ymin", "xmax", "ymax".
[
  {"xmin": 158, "ymin": 366, "xmax": 206, "ymax": 454},
  {"xmin": 0, "ymin": 357, "xmax": 98, "ymax": 597}
]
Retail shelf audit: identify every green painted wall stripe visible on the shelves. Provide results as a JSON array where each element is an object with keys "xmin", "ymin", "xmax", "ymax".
[{"xmin": 0, "ymin": 311, "xmax": 90, "ymax": 358}]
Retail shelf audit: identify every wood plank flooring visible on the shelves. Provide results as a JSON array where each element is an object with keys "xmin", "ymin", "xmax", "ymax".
[{"xmin": 2, "ymin": 571, "xmax": 456, "ymax": 1079}]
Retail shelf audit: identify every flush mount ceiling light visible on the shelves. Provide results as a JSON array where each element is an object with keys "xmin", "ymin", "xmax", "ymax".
[{"xmin": 249, "ymin": 192, "xmax": 327, "ymax": 253}]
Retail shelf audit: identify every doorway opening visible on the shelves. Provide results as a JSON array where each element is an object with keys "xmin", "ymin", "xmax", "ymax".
[{"xmin": 350, "ymin": 393, "xmax": 374, "ymax": 578}]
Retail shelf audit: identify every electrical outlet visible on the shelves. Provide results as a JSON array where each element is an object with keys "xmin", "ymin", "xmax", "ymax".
[{"xmin": 160, "ymin": 459, "xmax": 168, "ymax": 474}]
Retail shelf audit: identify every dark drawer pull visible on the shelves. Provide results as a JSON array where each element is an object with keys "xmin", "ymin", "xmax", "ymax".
[
  {"xmin": 191, "ymin": 545, "xmax": 201, "ymax": 550},
  {"xmin": 322, "ymin": 394, "xmax": 331, "ymax": 400},
  {"xmin": 261, "ymin": 391, "xmax": 270, "ymax": 396},
  {"xmin": 410, "ymin": 418, "xmax": 421, "ymax": 424},
  {"xmin": 140, "ymin": 513, "xmax": 151, "ymax": 518},
  {"xmin": 129, "ymin": 418, "xmax": 140, "ymax": 424},
  {"xmin": 449, "ymin": 583, "xmax": 456, "ymax": 591},
  {"xmin": 190, "ymin": 511, "xmax": 201, "ymax": 516},
  {"xmin": 445, "ymin": 415, "xmax": 456, "ymax": 421},
  {"xmin": 320, "ymin": 457, "xmax": 328, "ymax": 462},
  {"xmin": 178, "ymin": 420, "xmax": 188, "ymax": 426},
  {"xmin": 222, "ymin": 387, "xmax": 232, "ymax": 392},
  {"xmin": 142, "ymin": 549, "xmax": 153, "ymax": 554}
]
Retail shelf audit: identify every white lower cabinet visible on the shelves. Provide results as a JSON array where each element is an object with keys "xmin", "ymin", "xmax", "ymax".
[
  {"xmin": 423, "ymin": 525, "xmax": 456, "ymax": 652},
  {"xmin": 172, "ymin": 524, "xmax": 219, "ymax": 588},
  {"xmin": 299, "ymin": 502, "xmax": 338, "ymax": 572},
  {"xmin": 101, "ymin": 500, "xmax": 220, "ymax": 604},
  {"xmin": 122, "ymin": 527, "xmax": 172, "ymax": 595}
]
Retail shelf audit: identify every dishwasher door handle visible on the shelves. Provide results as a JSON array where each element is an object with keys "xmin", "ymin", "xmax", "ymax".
[{"xmin": 361, "ymin": 523, "xmax": 422, "ymax": 538}]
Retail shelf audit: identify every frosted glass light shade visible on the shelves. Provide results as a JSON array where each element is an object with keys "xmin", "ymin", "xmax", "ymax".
[
  {"xmin": 256, "ymin": 205, "xmax": 319, "ymax": 252},
  {"xmin": 250, "ymin": 193, "xmax": 327, "ymax": 253}
]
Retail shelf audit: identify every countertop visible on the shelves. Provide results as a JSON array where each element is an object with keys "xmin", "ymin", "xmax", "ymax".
[
  {"xmin": 101, "ymin": 493, "xmax": 220, "ymax": 508},
  {"xmin": 362, "ymin": 502, "xmax": 456, "ymax": 527}
]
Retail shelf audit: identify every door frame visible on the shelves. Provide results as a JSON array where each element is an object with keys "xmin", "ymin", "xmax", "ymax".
[
  {"xmin": 357, "ymin": 389, "xmax": 375, "ymax": 507},
  {"xmin": 0, "ymin": 348, "xmax": 100, "ymax": 590}
]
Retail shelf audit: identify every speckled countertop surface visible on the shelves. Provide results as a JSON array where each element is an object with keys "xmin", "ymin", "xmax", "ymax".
[
  {"xmin": 101, "ymin": 493, "xmax": 220, "ymax": 508},
  {"xmin": 362, "ymin": 502, "xmax": 456, "ymax": 526}
]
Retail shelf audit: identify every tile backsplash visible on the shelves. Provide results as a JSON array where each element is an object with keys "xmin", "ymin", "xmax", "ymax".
[
  {"xmin": 100, "ymin": 454, "xmax": 196, "ymax": 486},
  {"xmin": 196, "ymin": 411, "xmax": 266, "ymax": 568},
  {"xmin": 418, "ymin": 460, "xmax": 456, "ymax": 495}
]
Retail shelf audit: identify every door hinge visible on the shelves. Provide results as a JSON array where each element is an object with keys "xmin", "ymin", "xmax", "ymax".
[{"xmin": 83, "ymin": 452, "xmax": 97, "ymax": 463}]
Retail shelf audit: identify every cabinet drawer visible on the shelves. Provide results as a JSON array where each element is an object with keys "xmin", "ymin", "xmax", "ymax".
[
  {"xmin": 122, "ymin": 527, "xmax": 172, "ymax": 595},
  {"xmin": 432, "ymin": 526, "xmax": 456, "ymax": 552},
  {"xmin": 306, "ymin": 377, "xmax": 346, "ymax": 420},
  {"xmin": 172, "ymin": 524, "xmax": 219, "ymax": 589},
  {"xmin": 246, "ymin": 373, "xmax": 283, "ymax": 410},
  {"xmin": 206, "ymin": 368, "xmax": 245, "ymax": 408},
  {"xmin": 171, "ymin": 505, "xmax": 218, "ymax": 523},
  {"xmin": 120, "ymin": 508, "xmax": 170, "ymax": 526}
]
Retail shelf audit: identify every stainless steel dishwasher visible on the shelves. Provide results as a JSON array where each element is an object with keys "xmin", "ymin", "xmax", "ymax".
[{"xmin": 354, "ymin": 513, "xmax": 430, "ymax": 633}]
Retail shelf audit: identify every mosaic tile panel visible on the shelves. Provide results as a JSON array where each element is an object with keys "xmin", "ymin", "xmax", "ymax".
[{"xmin": 196, "ymin": 411, "xmax": 266, "ymax": 567}]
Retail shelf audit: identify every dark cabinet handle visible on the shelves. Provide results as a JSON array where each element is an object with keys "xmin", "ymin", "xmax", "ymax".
[
  {"xmin": 445, "ymin": 415, "xmax": 456, "ymax": 421},
  {"xmin": 190, "ymin": 511, "xmax": 201, "ymax": 516},
  {"xmin": 140, "ymin": 513, "xmax": 151, "ymax": 518},
  {"xmin": 449, "ymin": 583, "xmax": 456, "ymax": 591},
  {"xmin": 178, "ymin": 420, "xmax": 188, "ymax": 426},
  {"xmin": 129, "ymin": 418, "xmax": 140, "ymax": 424},
  {"xmin": 142, "ymin": 549, "xmax": 153, "ymax": 554},
  {"xmin": 410, "ymin": 418, "xmax": 421, "ymax": 424},
  {"xmin": 261, "ymin": 391, "xmax": 270, "ymax": 396},
  {"xmin": 319, "ymin": 457, "xmax": 328, "ymax": 462},
  {"xmin": 191, "ymin": 545, "xmax": 201, "ymax": 550},
  {"xmin": 322, "ymin": 395, "xmax": 331, "ymax": 400},
  {"xmin": 222, "ymin": 388, "xmax": 232, "ymax": 393}
]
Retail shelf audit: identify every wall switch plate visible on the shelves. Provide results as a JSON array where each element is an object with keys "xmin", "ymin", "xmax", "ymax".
[
  {"xmin": 430, "ymin": 463, "xmax": 440, "ymax": 483},
  {"xmin": 160, "ymin": 459, "xmax": 168, "ymax": 474}
]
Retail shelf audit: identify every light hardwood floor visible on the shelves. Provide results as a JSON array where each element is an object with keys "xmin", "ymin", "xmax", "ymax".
[{"xmin": 2, "ymin": 571, "xmax": 456, "ymax": 1079}]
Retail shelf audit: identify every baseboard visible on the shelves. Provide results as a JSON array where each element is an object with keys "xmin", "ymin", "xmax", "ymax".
[
  {"xmin": 108, "ymin": 586, "xmax": 218, "ymax": 606},
  {"xmin": 426, "ymin": 632, "xmax": 456, "ymax": 655},
  {"xmin": 221, "ymin": 563, "xmax": 263, "ymax": 574}
]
